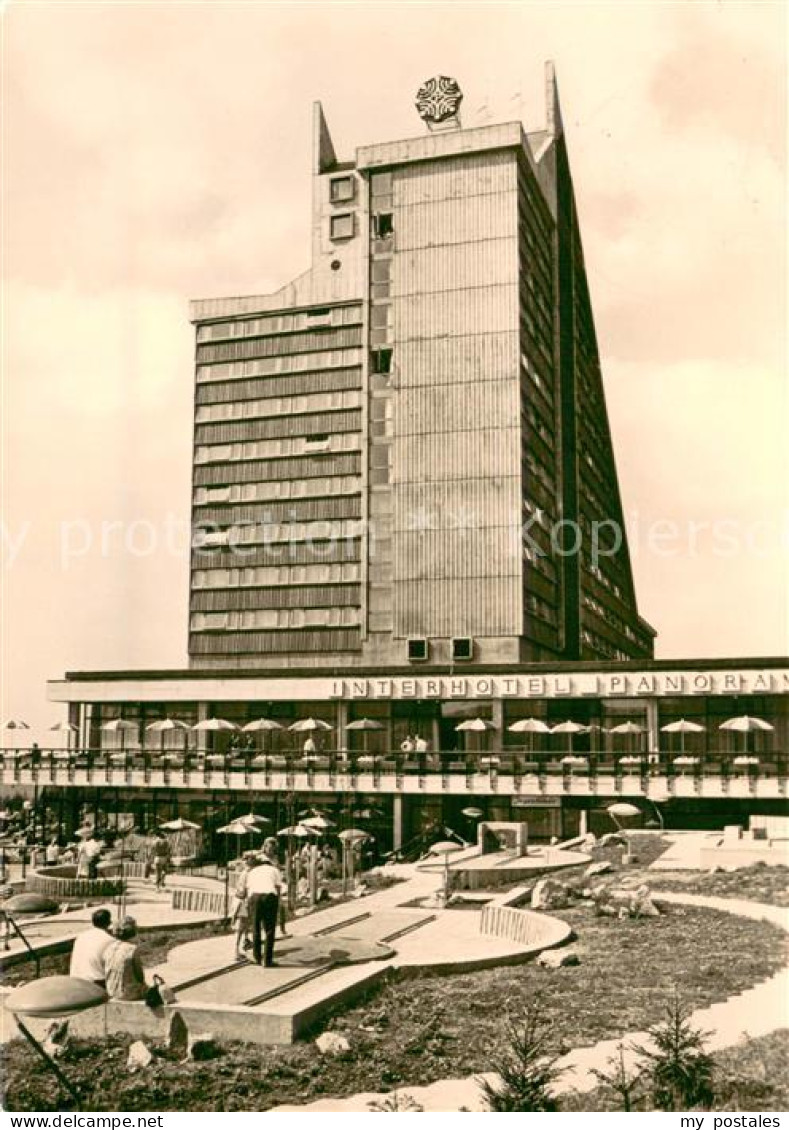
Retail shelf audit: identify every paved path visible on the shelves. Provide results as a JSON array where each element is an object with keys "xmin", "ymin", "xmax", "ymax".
[{"xmin": 272, "ymin": 891, "xmax": 789, "ymax": 1112}]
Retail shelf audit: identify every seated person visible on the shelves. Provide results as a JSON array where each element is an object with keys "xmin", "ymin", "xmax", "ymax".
[
  {"xmin": 69, "ymin": 908, "xmax": 113, "ymax": 988},
  {"xmin": 103, "ymin": 915, "xmax": 148, "ymax": 1001}
]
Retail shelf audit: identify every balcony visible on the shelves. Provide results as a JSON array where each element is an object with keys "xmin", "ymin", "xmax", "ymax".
[{"xmin": 0, "ymin": 749, "xmax": 786, "ymax": 800}]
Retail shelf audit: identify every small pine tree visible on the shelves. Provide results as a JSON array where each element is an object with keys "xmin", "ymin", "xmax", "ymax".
[
  {"xmin": 635, "ymin": 990, "xmax": 715, "ymax": 1111},
  {"xmin": 590, "ymin": 1043, "xmax": 645, "ymax": 1111},
  {"xmin": 368, "ymin": 1091, "xmax": 425, "ymax": 1112},
  {"xmin": 479, "ymin": 996, "xmax": 561, "ymax": 1112}
]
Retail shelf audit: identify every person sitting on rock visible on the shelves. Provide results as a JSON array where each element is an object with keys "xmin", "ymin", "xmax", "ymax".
[
  {"xmin": 104, "ymin": 915, "xmax": 148, "ymax": 1001},
  {"xmin": 69, "ymin": 907, "xmax": 113, "ymax": 988}
]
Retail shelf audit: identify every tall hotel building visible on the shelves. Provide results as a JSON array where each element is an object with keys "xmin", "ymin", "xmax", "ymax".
[
  {"xmin": 37, "ymin": 68, "xmax": 787, "ymax": 845},
  {"xmin": 190, "ymin": 67, "xmax": 655, "ymax": 671}
]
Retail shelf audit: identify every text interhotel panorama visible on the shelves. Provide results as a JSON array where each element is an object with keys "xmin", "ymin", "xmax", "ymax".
[{"xmin": 327, "ymin": 668, "xmax": 789, "ymax": 701}]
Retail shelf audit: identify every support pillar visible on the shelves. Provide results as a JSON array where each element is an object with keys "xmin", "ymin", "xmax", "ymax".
[
  {"xmin": 578, "ymin": 808, "xmax": 588, "ymax": 836},
  {"xmin": 392, "ymin": 795, "xmax": 403, "ymax": 851},
  {"xmin": 645, "ymin": 698, "xmax": 660, "ymax": 755}
]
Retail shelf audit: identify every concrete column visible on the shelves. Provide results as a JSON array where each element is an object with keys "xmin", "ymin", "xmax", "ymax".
[
  {"xmin": 392, "ymin": 795, "xmax": 403, "ymax": 850},
  {"xmin": 578, "ymin": 808, "xmax": 588, "ymax": 836},
  {"xmin": 491, "ymin": 698, "xmax": 504, "ymax": 751},
  {"xmin": 645, "ymin": 698, "xmax": 660, "ymax": 754}
]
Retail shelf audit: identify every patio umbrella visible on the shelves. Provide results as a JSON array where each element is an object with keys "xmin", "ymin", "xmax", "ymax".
[
  {"xmin": 289, "ymin": 718, "xmax": 333, "ymax": 732},
  {"xmin": 661, "ymin": 718, "xmax": 706, "ymax": 754},
  {"xmin": 301, "ymin": 815, "xmax": 335, "ymax": 831},
  {"xmin": 192, "ymin": 717, "xmax": 238, "ymax": 758},
  {"xmin": 192, "ymin": 718, "xmax": 239, "ymax": 732},
  {"xmin": 50, "ymin": 722, "xmax": 78, "ymax": 753},
  {"xmin": 609, "ymin": 721, "xmax": 645, "ymax": 755},
  {"xmin": 345, "ymin": 718, "xmax": 384, "ymax": 753},
  {"xmin": 720, "ymin": 715, "xmax": 774, "ymax": 754},
  {"xmin": 159, "ymin": 817, "xmax": 200, "ymax": 832},
  {"xmin": 236, "ymin": 812, "xmax": 271, "ymax": 830},
  {"xmin": 455, "ymin": 717, "xmax": 497, "ymax": 754},
  {"xmin": 550, "ymin": 720, "xmax": 588, "ymax": 752},
  {"xmin": 146, "ymin": 718, "xmax": 190, "ymax": 754},
  {"xmin": 461, "ymin": 807, "xmax": 483, "ymax": 819},
  {"xmin": 277, "ymin": 824, "xmax": 315, "ymax": 838},
  {"xmin": 241, "ymin": 718, "xmax": 282, "ymax": 753},
  {"xmin": 101, "ymin": 718, "xmax": 137, "ymax": 752},
  {"xmin": 217, "ymin": 820, "xmax": 263, "ymax": 917},
  {"xmin": 508, "ymin": 718, "xmax": 550, "ymax": 754}
]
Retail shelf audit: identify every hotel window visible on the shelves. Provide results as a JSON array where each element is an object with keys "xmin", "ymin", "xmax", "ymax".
[
  {"xmin": 330, "ymin": 213, "xmax": 355, "ymax": 241},
  {"xmin": 329, "ymin": 176, "xmax": 355, "ymax": 204},
  {"xmin": 371, "ymin": 305, "xmax": 391, "ymax": 330},
  {"xmin": 372, "ymin": 212, "xmax": 394, "ymax": 239}
]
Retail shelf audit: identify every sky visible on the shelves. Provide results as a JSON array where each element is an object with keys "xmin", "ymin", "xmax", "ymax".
[{"xmin": 1, "ymin": 0, "xmax": 787, "ymax": 736}]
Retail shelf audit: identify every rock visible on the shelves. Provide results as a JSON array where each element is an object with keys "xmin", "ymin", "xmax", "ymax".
[
  {"xmin": 593, "ymin": 883, "xmax": 661, "ymax": 919},
  {"xmin": 167, "ymin": 1011, "xmax": 189, "ymax": 1058},
  {"xmin": 187, "ymin": 1032, "xmax": 219, "ymax": 1061},
  {"xmin": 531, "ymin": 877, "xmax": 570, "ymax": 911},
  {"xmin": 315, "ymin": 1031, "xmax": 351, "ymax": 1055},
  {"xmin": 537, "ymin": 949, "xmax": 580, "ymax": 968},
  {"xmin": 127, "ymin": 1040, "xmax": 153, "ymax": 1071},
  {"xmin": 584, "ymin": 861, "xmax": 613, "ymax": 878}
]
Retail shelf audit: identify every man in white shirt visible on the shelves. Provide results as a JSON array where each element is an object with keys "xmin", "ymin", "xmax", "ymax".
[
  {"xmin": 246, "ymin": 839, "xmax": 282, "ymax": 967},
  {"xmin": 69, "ymin": 908, "xmax": 113, "ymax": 987}
]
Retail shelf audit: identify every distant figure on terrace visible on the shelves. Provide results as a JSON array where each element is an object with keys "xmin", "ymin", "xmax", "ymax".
[
  {"xmin": 400, "ymin": 736, "xmax": 415, "ymax": 754},
  {"xmin": 45, "ymin": 838, "xmax": 60, "ymax": 866},
  {"xmin": 303, "ymin": 736, "xmax": 317, "ymax": 756},
  {"xmin": 414, "ymin": 735, "xmax": 429, "ymax": 753},
  {"xmin": 151, "ymin": 832, "xmax": 171, "ymax": 890},
  {"xmin": 104, "ymin": 916, "xmax": 148, "ymax": 1001},
  {"xmin": 70, "ymin": 908, "xmax": 113, "ymax": 988}
]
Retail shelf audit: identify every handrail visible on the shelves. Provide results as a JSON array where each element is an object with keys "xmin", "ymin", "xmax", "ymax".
[{"xmin": 0, "ymin": 910, "xmax": 41, "ymax": 977}]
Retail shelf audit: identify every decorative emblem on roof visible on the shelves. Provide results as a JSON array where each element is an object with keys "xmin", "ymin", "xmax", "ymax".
[{"xmin": 415, "ymin": 76, "xmax": 463, "ymax": 128}]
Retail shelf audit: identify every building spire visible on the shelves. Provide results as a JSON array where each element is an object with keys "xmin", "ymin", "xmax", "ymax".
[
  {"xmin": 313, "ymin": 101, "xmax": 337, "ymax": 174},
  {"xmin": 545, "ymin": 60, "xmax": 564, "ymax": 140}
]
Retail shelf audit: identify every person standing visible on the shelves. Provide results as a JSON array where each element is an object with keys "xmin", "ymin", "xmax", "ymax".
[
  {"xmin": 151, "ymin": 832, "xmax": 170, "ymax": 890},
  {"xmin": 231, "ymin": 852, "xmax": 255, "ymax": 959},
  {"xmin": 45, "ymin": 838, "xmax": 60, "ymax": 867},
  {"xmin": 69, "ymin": 908, "xmax": 113, "ymax": 988},
  {"xmin": 246, "ymin": 838, "xmax": 282, "ymax": 967}
]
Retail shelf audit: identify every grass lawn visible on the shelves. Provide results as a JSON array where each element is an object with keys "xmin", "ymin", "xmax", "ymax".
[
  {"xmin": 3, "ymin": 900, "xmax": 786, "ymax": 1112},
  {"xmin": 650, "ymin": 863, "xmax": 789, "ymax": 908},
  {"xmin": 562, "ymin": 1029, "xmax": 789, "ymax": 1112}
]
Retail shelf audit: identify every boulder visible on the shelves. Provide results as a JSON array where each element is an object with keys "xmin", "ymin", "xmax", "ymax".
[
  {"xmin": 167, "ymin": 1011, "xmax": 189, "ymax": 1058},
  {"xmin": 187, "ymin": 1032, "xmax": 219, "ymax": 1061},
  {"xmin": 531, "ymin": 877, "xmax": 570, "ymax": 911},
  {"xmin": 315, "ymin": 1031, "xmax": 351, "ymax": 1055},
  {"xmin": 537, "ymin": 949, "xmax": 581, "ymax": 969},
  {"xmin": 127, "ymin": 1040, "xmax": 153, "ymax": 1071},
  {"xmin": 593, "ymin": 883, "xmax": 661, "ymax": 919}
]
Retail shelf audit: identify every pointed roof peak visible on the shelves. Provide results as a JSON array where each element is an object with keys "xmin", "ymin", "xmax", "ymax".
[
  {"xmin": 545, "ymin": 60, "xmax": 564, "ymax": 140},
  {"xmin": 313, "ymin": 101, "xmax": 337, "ymax": 175}
]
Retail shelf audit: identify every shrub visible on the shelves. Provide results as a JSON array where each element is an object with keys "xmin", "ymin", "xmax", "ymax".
[
  {"xmin": 478, "ymin": 995, "xmax": 561, "ymax": 1112},
  {"xmin": 634, "ymin": 990, "xmax": 715, "ymax": 1111}
]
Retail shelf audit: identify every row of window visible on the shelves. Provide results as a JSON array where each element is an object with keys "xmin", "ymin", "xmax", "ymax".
[
  {"xmin": 194, "ymin": 452, "xmax": 362, "ymax": 488},
  {"xmin": 192, "ymin": 605, "xmax": 361, "ymax": 632},
  {"xmin": 191, "ymin": 582, "xmax": 360, "ymax": 612},
  {"xmin": 525, "ymin": 592, "xmax": 557, "ymax": 626},
  {"xmin": 195, "ymin": 518, "xmax": 364, "ymax": 550},
  {"xmin": 583, "ymin": 593, "xmax": 639, "ymax": 644},
  {"xmin": 190, "ymin": 628, "xmax": 361, "ymax": 655},
  {"xmin": 196, "ymin": 350, "xmax": 364, "ymax": 385},
  {"xmin": 192, "ymin": 562, "xmax": 362, "ymax": 589},
  {"xmin": 581, "ymin": 627, "xmax": 632, "ymax": 662},
  {"xmin": 194, "ymin": 411, "xmax": 361, "ymax": 448},
  {"xmin": 194, "ymin": 475, "xmax": 361, "ymax": 507},
  {"xmin": 195, "ymin": 389, "xmax": 363, "ymax": 424},
  {"xmin": 195, "ymin": 432, "xmax": 361, "ymax": 465},
  {"xmin": 196, "ymin": 304, "xmax": 362, "ymax": 343},
  {"xmin": 197, "ymin": 326, "xmax": 362, "ymax": 366},
  {"xmin": 196, "ymin": 368, "xmax": 362, "ymax": 408}
]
